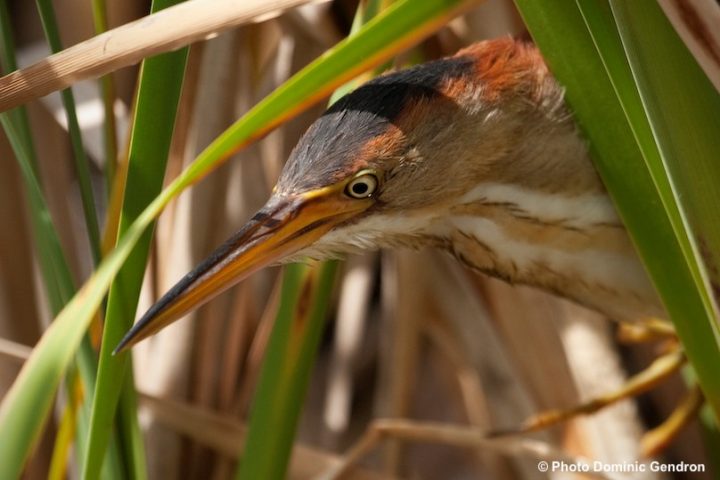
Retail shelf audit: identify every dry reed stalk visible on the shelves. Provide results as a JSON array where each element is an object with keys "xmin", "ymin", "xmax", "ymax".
[
  {"xmin": 324, "ymin": 419, "xmax": 622, "ymax": 480},
  {"xmin": 0, "ymin": 338, "xmax": 32, "ymax": 364},
  {"xmin": 25, "ymin": 103, "xmax": 86, "ymax": 286},
  {"xmin": 553, "ymin": 304, "xmax": 650, "ymax": 469},
  {"xmin": 0, "ymin": 139, "xmax": 41, "ymax": 360},
  {"xmin": 422, "ymin": 313, "xmax": 517, "ymax": 480},
  {"xmin": 476, "ymin": 276, "xmax": 654, "ymax": 476},
  {"xmin": 422, "ymin": 253, "xmax": 545, "ymax": 480},
  {"xmin": 375, "ymin": 252, "xmax": 423, "ymax": 475},
  {"xmin": 138, "ymin": 393, "xmax": 395, "ymax": 480},
  {"xmin": 476, "ymin": 277, "xmax": 578, "ymax": 412},
  {"xmin": 324, "ymin": 254, "xmax": 376, "ymax": 434},
  {"xmin": 0, "ymin": 0, "xmax": 332, "ymax": 112}
]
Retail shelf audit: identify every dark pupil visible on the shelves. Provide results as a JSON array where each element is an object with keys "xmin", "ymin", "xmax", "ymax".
[{"xmin": 352, "ymin": 182, "xmax": 369, "ymax": 195}]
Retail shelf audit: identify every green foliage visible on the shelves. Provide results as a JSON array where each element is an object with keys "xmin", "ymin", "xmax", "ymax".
[
  {"xmin": 238, "ymin": 261, "xmax": 339, "ymax": 479},
  {"xmin": 82, "ymin": 0, "xmax": 189, "ymax": 476},
  {"xmin": 36, "ymin": 0, "xmax": 102, "ymax": 263},
  {"xmin": 0, "ymin": 2, "xmax": 104, "ymax": 476},
  {"xmin": 513, "ymin": 0, "xmax": 720, "ymax": 414}
]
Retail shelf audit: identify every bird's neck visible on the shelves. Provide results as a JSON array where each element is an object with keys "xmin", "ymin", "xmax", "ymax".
[
  {"xmin": 311, "ymin": 179, "xmax": 663, "ymax": 321},
  {"xmin": 444, "ymin": 180, "xmax": 663, "ymax": 321},
  {"xmin": 439, "ymin": 87, "xmax": 664, "ymax": 321}
]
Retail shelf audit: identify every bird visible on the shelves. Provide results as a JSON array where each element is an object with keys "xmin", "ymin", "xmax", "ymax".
[{"xmin": 115, "ymin": 37, "xmax": 665, "ymax": 353}]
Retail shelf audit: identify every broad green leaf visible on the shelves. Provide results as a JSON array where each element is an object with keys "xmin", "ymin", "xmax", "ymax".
[
  {"xmin": 34, "ymin": 3, "xmax": 121, "ymax": 471},
  {"xmin": 238, "ymin": 261, "xmax": 339, "ymax": 479},
  {"xmin": 82, "ymin": 0, "xmax": 189, "ymax": 476},
  {"xmin": 36, "ymin": 0, "xmax": 102, "ymax": 264},
  {"xmin": 513, "ymin": 0, "xmax": 720, "ymax": 414},
  {"xmin": 609, "ymin": 0, "xmax": 720, "ymax": 326},
  {"xmin": 90, "ymin": 0, "xmax": 119, "ymax": 191}
]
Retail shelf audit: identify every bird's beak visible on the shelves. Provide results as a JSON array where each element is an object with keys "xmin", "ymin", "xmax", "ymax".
[{"xmin": 114, "ymin": 187, "xmax": 370, "ymax": 353}]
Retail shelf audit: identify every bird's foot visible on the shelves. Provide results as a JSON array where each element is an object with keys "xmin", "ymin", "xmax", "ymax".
[
  {"xmin": 640, "ymin": 384, "xmax": 704, "ymax": 457},
  {"xmin": 490, "ymin": 345, "xmax": 705, "ymax": 458},
  {"xmin": 615, "ymin": 317, "xmax": 676, "ymax": 344},
  {"xmin": 497, "ymin": 349, "xmax": 685, "ymax": 435}
]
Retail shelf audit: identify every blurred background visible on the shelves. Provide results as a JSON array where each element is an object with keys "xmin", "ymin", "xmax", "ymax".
[{"xmin": 0, "ymin": 0, "xmax": 713, "ymax": 478}]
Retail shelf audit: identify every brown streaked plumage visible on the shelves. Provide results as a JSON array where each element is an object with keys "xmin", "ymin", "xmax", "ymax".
[{"xmin": 115, "ymin": 38, "xmax": 663, "ymax": 353}]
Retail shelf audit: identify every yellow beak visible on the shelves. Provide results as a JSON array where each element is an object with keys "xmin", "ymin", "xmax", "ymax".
[{"xmin": 114, "ymin": 187, "xmax": 370, "ymax": 353}]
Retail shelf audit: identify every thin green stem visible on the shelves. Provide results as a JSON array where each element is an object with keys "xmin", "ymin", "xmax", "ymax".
[
  {"xmin": 91, "ymin": 0, "xmax": 119, "ymax": 192},
  {"xmin": 35, "ymin": 0, "xmax": 102, "ymax": 265},
  {"xmin": 0, "ymin": 0, "xmax": 40, "ymax": 180},
  {"xmin": 82, "ymin": 0, "xmax": 189, "ymax": 476},
  {"xmin": 0, "ymin": 112, "xmax": 106, "ymax": 478},
  {"xmin": 237, "ymin": 262, "xmax": 339, "ymax": 479}
]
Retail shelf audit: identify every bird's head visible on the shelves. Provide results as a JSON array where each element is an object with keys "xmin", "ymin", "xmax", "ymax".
[{"xmin": 115, "ymin": 39, "xmax": 559, "ymax": 352}]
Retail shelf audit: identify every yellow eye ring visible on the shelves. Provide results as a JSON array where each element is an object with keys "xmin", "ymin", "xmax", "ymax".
[{"xmin": 345, "ymin": 171, "xmax": 379, "ymax": 199}]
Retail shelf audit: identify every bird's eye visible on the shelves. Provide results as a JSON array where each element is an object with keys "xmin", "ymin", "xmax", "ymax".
[{"xmin": 345, "ymin": 172, "xmax": 379, "ymax": 199}]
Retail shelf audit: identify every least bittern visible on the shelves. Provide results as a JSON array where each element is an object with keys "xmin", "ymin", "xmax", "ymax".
[
  {"xmin": 115, "ymin": 37, "xmax": 695, "ymax": 451},
  {"xmin": 116, "ymin": 38, "xmax": 664, "ymax": 352}
]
